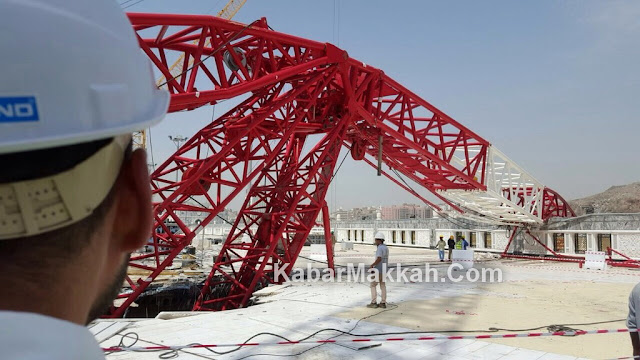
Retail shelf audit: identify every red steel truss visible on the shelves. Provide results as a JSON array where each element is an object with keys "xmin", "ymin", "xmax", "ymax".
[
  {"xmin": 196, "ymin": 118, "xmax": 348, "ymax": 310},
  {"xmin": 109, "ymin": 13, "xmax": 575, "ymax": 316}
]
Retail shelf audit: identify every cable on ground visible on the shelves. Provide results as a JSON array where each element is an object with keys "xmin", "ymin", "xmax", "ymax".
[{"xmin": 105, "ymin": 316, "xmax": 628, "ymax": 359}]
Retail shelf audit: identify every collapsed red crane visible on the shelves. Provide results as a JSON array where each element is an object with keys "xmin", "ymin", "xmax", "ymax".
[{"xmin": 109, "ymin": 13, "xmax": 574, "ymax": 317}]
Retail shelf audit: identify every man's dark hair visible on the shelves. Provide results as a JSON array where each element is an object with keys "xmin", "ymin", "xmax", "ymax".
[{"xmin": 0, "ymin": 138, "xmax": 125, "ymax": 274}]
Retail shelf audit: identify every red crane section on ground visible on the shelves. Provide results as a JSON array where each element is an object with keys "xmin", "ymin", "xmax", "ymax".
[{"xmin": 108, "ymin": 13, "xmax": 574, "ymax": 317}]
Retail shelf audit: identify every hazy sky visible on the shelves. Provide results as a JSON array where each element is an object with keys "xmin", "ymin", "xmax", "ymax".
[{"xmin": 125, "ymin": 0, "xmax": 640, "ymax": 211}]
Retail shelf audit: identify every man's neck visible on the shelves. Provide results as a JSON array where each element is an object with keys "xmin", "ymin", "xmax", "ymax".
[{"xmin": 0, "ymin": 273, "xmax": 92, "ymax": 325}]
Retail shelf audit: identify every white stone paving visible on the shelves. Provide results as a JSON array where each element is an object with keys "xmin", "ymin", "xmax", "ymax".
[
  {"xmin": 98, "ymin": 247, "xmax": 640, "ymax": 360},
  {"xmin": 99, "ymin": 282, "xmax": 600, "ymax": 359}
]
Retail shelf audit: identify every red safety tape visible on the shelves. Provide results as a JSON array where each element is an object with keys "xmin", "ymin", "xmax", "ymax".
[
  {"xmin": 502, "ymin": 254, "xmax": 636, "ymax": 265},
  {"xmin": 501, "ymin": 263, "xmax": 633, "ymax": 276},
  {"xmin": 307, "ymin": 254, "xmax": 444, "ymax": 258},
  {"xmin": 303, "ymin": 253, "xmax": 480, "ymax": 264},
  {"xmin": 102, "ymin": 327, "xmax": 637, "ymax": 353},
  {"xmin": 307, "ymin": 254, "xmax": 482, "ymax": 262}
]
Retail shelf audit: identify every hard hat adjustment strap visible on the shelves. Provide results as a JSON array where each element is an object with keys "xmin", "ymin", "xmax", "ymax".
[{"xmin": 0, "ymin": 135, "xmax": 130, "ymax": 240}]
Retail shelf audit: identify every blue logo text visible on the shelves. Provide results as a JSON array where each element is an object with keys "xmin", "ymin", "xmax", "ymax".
[{"xmin": 0, "ymin": 96, "xmax": 39, "ymax": 123}]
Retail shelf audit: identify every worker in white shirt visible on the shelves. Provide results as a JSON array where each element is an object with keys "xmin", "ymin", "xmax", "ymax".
[
  {"xmin": 367, "ymin": 232, "xmax": 389, "ymax": 309},
  {"xmin": 437, "ymin": 236, "xmax": 446, "ymax": 262},
  {"xmin": 0, "ymin": 0, "xmax": 169, "ymax": 359},
  {"xmin": 627, "ymin": 282, "xmax": 640, "ymax": 356}
]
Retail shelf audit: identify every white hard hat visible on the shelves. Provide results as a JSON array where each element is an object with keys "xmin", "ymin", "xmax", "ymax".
[
  {"xmin": 0, "ymin": 0, "xmax": 168, "ymax": 239},
  {"xmin": 0, "ymin": 0, "xmax": 169, "ymax": 154},
  {"xmin": 374, "ymin": 232, "xmax": 385, "ymax": 241}
]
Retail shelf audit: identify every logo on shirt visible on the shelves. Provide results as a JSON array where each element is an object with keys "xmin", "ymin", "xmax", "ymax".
[{"xmin": 0, "ymin": 96, "xmax": 40, "ymax": 123}]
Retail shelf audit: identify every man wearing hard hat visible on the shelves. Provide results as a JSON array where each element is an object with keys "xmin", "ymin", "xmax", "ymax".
[
  {"xmin": 0, "ymin": 0, "xmax": 169, "ymax": 358},
  {"xmin": 368, "ymin": 232, "xmax": 389, "ymax": 309},
  {"xmin": 447, "ymin": 235, "xmax": 455, "ymax": 261},
  {"xmin": 437, "ymin": 235, "xmax": 446, "ymax": 262}
]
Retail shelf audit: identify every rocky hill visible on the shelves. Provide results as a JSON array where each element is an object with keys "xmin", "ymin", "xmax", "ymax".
[{"xmin": 570, "ymin": 182, "xmax": 640, "ymax": 216}]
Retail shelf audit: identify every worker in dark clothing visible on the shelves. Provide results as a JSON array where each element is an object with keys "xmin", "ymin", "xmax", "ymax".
[{"xmin": 447, "ymin": 235, "xmax": 455, "ymax": 261}]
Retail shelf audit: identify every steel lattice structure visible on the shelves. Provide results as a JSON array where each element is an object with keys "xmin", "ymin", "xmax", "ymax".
[{"xmin": 109, "ymin": 13, "xmax": 575, "ymax": 317}]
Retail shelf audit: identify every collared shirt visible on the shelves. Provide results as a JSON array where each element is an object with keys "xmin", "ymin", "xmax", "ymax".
[
  {"xmin": 628, "ymin": 282, "xmax": 640, "ymax": 329},
  {"xmin": 437, "ymin": 240, "xmax": 446, "ymax": 250},
  {"xmin": 0, "ymin": 311, "xmax": 105, "ymax": 360},
  {"xmin": 374, "ymin": 243, "xmax": 389, "ymax": 272}
]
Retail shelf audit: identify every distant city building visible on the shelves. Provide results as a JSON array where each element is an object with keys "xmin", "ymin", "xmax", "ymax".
[
  {"xmin": 381, "ymin": 203, "xmax": 433, "ymax": 220},
  {"xmin": 331, "ymin": 206, "xmax": 379, "ymax": 221},
  {"xmin": 351, "ymin": 206, "xmax": 379, "ymax": 221},
  {"xmin": 214, "ymin": 208, "xmax": 239, "ymax": 225},
  {"xmin": 332, "ymin": 207, "xmax": 350, "ymax": 221},
  {"xmin": 331, "ymin": 204, "xmax": 433, "ymax": 221}
]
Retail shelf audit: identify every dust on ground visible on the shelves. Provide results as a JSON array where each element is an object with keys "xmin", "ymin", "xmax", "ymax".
[{"xmin": 336, "ymin": 276, "xmax": 633, "ymax": 358}]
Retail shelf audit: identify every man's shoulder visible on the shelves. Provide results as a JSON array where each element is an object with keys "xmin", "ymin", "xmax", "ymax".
[{"xmin": 0, "ymin": 311, "xmax": 105, "ymax": 359}]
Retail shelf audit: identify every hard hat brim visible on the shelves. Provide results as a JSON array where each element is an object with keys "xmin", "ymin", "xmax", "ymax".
[{"xmin": 0, "ymin": 134, "xmax": 130, "ymax": 239}]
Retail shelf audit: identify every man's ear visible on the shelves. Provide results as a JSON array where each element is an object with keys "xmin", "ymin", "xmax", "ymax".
[{"xmin": 112, "ymin": 148, "xmax": 152, "ymax": 252}]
